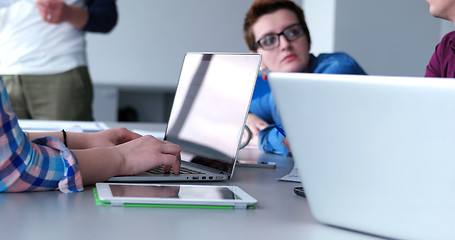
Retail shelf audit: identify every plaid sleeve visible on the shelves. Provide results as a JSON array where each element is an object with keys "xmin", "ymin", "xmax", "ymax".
[{"xmin": 0, "ymin": 78, "xmax": 83, "ymax": 193}]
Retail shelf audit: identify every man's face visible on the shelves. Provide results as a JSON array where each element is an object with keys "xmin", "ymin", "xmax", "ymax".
[{"xmin": 426, "ymin": 0, "xmax": 455, "ymax": 21}]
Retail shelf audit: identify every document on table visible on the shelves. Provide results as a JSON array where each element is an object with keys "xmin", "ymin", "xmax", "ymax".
[
  {"xmin": 18, "ymin": 120, "xmax": 108, "ymax": 133},
  {"xmin": 19, "ymin": 120, "xmax": 165, "ymax": 139},
  {"xmin": 278, "ymin": 166, "xmax": 301, "ymax": 182}
]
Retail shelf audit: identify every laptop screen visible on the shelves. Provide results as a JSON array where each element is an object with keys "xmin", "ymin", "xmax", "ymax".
[{"xmin": 164, "ymin": 53, "xmax": 260, "ymax": 174}]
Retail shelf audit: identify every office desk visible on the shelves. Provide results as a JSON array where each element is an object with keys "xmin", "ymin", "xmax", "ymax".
[{"xmin": 0, "ymin": 122, "xmax": 382, "ymax": 240}]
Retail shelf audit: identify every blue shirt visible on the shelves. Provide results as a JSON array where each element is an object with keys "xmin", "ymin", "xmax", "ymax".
[{"xmin": 250, "ymin": 52, "xmax": 367, "ymax": 155}]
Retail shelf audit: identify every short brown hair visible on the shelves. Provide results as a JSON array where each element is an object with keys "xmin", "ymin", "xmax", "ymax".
[{"xmin": 243, "ymin": 0, "xmax": 311, "ymax": 51}]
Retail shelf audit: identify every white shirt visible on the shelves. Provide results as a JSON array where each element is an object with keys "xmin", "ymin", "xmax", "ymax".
[{"xmin": 0, "ymin": 0, "xmax": 87, "ymax": 75}]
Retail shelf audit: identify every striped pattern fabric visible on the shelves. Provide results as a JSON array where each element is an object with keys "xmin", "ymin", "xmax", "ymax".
[{"xmin": 0, "ymin": 77, "xmax": 83, "ymax": 193}]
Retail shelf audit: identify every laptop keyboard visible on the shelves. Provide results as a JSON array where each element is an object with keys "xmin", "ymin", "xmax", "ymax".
[{"xmin": 148, "ymin": 165, "xmax": 205, "ymax": 175}]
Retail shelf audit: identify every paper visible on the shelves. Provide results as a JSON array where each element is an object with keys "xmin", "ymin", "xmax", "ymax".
[
  {"xmin": 18, "ymin": 119, "xmax": 108, "ymax": 133},
  {"xmin": 278, "ymin": 166, "xmax": 301, "ymax": 182}
]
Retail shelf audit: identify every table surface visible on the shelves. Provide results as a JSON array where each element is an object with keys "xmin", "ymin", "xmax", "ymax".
[{"xmin": 0, "ymin": 122, "xmax": 384, "ymax": 240}]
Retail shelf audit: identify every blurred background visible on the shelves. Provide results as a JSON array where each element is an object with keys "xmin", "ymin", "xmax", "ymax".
[{"xmin": 86, "ymin": 0, "xmax": 448, "ymax": 122}]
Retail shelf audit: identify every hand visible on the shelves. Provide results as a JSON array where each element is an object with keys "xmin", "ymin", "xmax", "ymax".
[
  {"xmin": 246, "ymin": 113, "xmax": 268, "ymax": 146},
  {"xmin": 282, "ymin": 137, "xmax": 291, "ymax": 153},
  {"xmin": 35, "ymin": 0, "xmax": 89, "ymax": 29},
  {"xmin": 36, "ymin": 0, "xmax": 69, "ymax": 24},
  {"xmin": 75, "ymin": 135, "xmax": 181, "ymax": 185},
  {"xmin": 115, "ymin": 135, "xmax": 181, "ymax": 175}
]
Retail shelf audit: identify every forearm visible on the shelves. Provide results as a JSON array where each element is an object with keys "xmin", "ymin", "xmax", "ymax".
[
  {"xmin": 27, "ymin": 131, "xmax": 95, "ymax": 149},
  {"xmin": 65, "ymin": 5, "xmax": 89, "ymax": 30},
  {"xmin": 72, "ymin": 147, "xmax": 123, "ymax": 185}
]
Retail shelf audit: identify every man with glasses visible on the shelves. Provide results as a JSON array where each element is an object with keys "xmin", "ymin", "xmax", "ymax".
[{"xmin": 243, "ymin": 0, "xmax": 367, "ymax": 155}]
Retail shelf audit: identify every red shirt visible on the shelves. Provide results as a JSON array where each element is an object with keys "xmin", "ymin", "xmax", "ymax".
[{"xmin": 426, "ymin": 31, "xmax": 455, "ymax": 78}]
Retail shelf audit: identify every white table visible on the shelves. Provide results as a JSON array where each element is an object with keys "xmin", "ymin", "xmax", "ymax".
[{"xmin": 0, "ymin": 122, "xmax": 384, "ymax": 240}]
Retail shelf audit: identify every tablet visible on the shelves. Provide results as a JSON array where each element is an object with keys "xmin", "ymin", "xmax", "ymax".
[{"xmin": 95, "ymin": 183, "xmax": 258, "ymax": 209}]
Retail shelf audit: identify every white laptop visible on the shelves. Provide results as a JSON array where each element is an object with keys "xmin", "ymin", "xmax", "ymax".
[
  {"xmin": 109, "ymin": 52, "xmax": 261, "ymax": 182},
  {"xmin": 269, "ymin": 72, "xmax": 455, "ymax": 240}
]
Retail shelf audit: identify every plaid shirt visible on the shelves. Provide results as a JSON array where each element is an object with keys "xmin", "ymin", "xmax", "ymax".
[{"xmin": 0, "ymin": 77, "xmax": 83, "ymax": 193}]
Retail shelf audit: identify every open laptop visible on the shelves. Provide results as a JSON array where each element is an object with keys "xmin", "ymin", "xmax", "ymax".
[
  {"xmin": 109, "ymin": 52, "xmax": 261, "ymax": 182},
  {"xmin": 269, "ymin": 72, "xmax": 455, "ymax": 240}
]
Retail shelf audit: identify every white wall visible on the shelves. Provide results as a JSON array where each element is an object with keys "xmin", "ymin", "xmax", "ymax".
[
  {"xmin": 91, "ymin": 0, "xmax": 454, "ymax": 121},
  {"xmin": 89, "ymin": 0, "xmax": 454, "ymax": 85},
  {"xmin": 86, "ymin": 0, "xmax": 256, "ymax": 89},
  {"xmin": 304, "ymin": 0, "xmax": 448, "ymax": 77},
  {"xmin": 335, "ymin": 0, "xmax": 442, "ymax": 77},
  {"xmin": 302, "ymin": 0, "xmax": 336, "ymax": 55}
]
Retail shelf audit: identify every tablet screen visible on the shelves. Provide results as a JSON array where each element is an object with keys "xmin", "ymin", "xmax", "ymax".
[{"xmin": 109, "ymin": 185, "xmax": 239, "ymax": 200}]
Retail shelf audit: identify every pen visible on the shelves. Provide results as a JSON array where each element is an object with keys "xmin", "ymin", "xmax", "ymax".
[{"xmin": 274, "ymin": 124, "xmax": 286, "ymax": 137}]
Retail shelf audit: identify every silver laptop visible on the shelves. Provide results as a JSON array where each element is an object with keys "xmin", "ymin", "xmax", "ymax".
[
  {"xmin": 269, "ymin": 72, "xmax": 455, "ymax": 240},
  {"xmin": 110, "ymin": 52, "xmax": 261, "ymax": 182}
]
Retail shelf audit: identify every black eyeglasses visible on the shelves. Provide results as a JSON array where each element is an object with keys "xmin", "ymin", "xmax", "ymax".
[{"xmin": 255, "ymin": 23, "xmax": 305, "ymax": 50}]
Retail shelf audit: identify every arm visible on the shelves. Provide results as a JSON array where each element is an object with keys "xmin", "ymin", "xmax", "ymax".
[
  {"xmin": 0, "ymin": 81, "xmax": 83, "ymax": 193},
  {"xmin": 74, "ymin": 136, "xmax": 181, "ymax": 185},
  {"xmin": 1, "ymin": 77, "xmax": 180, "ymax": 192},
  {"xmin": 255, "ymin": 95, "xmax": 290, "ymax": 155},
  {"xmin": 425, "ymin": 43, "xmax": 442, "ymax": 77},
  {"xmin": 35, "ymin": 0, "xmax": 117, "ymax": 32},
  {"xmin": 5, "ymin": 128, "xmax": 181, "ymax": 192},
  {"xmin": 83, "ymin": 0, "xmax": 118, "ymax": 32},
  {"xmin": 29, "ymin": 129, "xmax": 182, "ymax": 186},
  {"xmin": 245, "ymin": 113, "xmax": 268, "ymax": 147},
  {"xmin": 28, "ymin": 127, "xmax": 143, "ymax": 149},
  {"xmin": 258, "ymin": 125, "xmax": 290, "ymax": 156}
]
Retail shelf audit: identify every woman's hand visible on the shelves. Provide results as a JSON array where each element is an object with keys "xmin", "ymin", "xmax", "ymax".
[
  {"xmin": 75, "ymin": 135, "xmax": 181, "ymax": 185},
  {"xmin": 246, "ymin": 113, "xmax": 268, "ymax": 146},
  {"xmin": 114, "ymin": 135, "xmax": 181, "ymax": 176},
  {"xmin": 282, "ymin": 137, "xmax": 291, "ymax": 153}
]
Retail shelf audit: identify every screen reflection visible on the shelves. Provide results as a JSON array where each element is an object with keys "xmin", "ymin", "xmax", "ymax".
[{"xmin": 165, "ymin": 53, "xmax": 260, "ymax": 173}]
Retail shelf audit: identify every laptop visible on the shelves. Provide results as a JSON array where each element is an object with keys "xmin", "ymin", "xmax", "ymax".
[
  {"xmin": 109, "ymin": 52, "xmax": 261, "ymax": 182},
  {"xmin": 268, "ymin": 72, "xmax": 455, "ymax": 240}
]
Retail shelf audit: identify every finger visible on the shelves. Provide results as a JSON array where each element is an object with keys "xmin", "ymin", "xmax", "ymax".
[
  {"xmin": 160, "ymin": 154, "xmax": 181, "ymax": 174},
  {"xmin": 160, "ymin": 141, "xmax": 181, "ymax": 155},
  {"xmin": 173, "ymin": 153, "xmax": 181, "ymax": 174},
  {"xmin": 162, "ymin": 164, "xmax": 171, "ymax": 174}
]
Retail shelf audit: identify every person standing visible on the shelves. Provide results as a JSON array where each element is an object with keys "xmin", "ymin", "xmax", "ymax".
[{"xmin": 0, "ymin": 0, "xmax": 118, "ymax": 120}]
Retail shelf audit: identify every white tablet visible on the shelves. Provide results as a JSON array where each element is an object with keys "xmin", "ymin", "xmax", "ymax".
[{"xmin": 95, "ymin": 183, "xmax": 258, "ymax": 209}]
